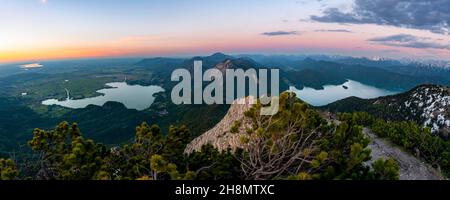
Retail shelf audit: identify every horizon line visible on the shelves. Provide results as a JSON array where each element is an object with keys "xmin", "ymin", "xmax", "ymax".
[{"xmin": 1, "ymin": 52, "xmax": 448, "ymax": 66}]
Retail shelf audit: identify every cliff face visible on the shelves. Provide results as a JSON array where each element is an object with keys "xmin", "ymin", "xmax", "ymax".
[{"xmin": 184, "ymin": 97, "xmax": 255, "ymax": 154}]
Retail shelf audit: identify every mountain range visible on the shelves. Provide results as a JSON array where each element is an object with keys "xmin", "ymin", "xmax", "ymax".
[{"xmin": 1, "ymin": 53, "xmax": 449, "ymax": 152}]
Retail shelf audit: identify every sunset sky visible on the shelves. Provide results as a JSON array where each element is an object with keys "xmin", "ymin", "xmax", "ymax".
[{"xmin": 1, "ymin": 0, "xmax": 449, "ymax": 63}]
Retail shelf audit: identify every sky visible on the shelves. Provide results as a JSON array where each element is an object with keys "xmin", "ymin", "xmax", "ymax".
[{"xmin": 0, "ymin": 0, "xmax": 449, "ymax": 63}]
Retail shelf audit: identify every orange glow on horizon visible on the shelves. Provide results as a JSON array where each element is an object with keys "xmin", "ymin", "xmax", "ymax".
[
  {"xmin": 0, "ymin": 48, "xmax": 118, "ymax": 63},
  {"xmin": 2, "ymin": 32, "xmax": 448, "ymax": 63}
]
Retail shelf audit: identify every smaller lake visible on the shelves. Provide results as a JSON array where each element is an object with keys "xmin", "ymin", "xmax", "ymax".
[
  {"xmin": 290, "ymin": 80, "xmax": 399, "ymax": 106},
  {"xmin": 21, "ymin": 63, "xmax": 43, "ymax": 69},
  {"xmin": 42, "ymin": 82, "xmax": 165, "ymax": 111}
]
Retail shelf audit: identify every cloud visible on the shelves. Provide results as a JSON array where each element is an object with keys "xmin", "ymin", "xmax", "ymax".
[
  {"xmin": 381, "ymin": 49, "xmax": 401, "ymax": 53},
  {"xmin": 315, "ymin": 29, "xmax": 352, "ymax": 33},
  {"xmin": 40, "ymin": 0, "xmax": 48, "ymax": 4},
  {"xmin": 261, "ymin": 31, "xmax": 300, "ymax": 36},
  {"xmin": 310, "ymin": 0, "xmax": 450, "ymax": 34},
  {"xmin": 368, "ymin": 34, "xmax": 450, "ymax": 50}
]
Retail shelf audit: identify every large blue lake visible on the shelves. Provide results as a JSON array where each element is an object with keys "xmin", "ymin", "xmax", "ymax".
[
  {"xmin": 290, "ymin": 80, "xmax": 399, "ymax": 106},
  {"xmin": 42, "ymin": 80, "xmax": 398, "ymax": 110},
  {"xmin": 42, "ymin": 82, "xmax": 164, "ymax": 111}
]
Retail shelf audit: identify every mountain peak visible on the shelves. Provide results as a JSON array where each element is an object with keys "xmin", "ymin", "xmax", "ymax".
[
  {"xmin": 207, "ymin": 52, "xmax": 233, "ymax": 61},
  {"xmin": 210, "ymin": 52, "xmax": 228, "ymax": 57},
  {"xmin": 188, "ymin": 53, "xmax": 233, "ymax": 63}
]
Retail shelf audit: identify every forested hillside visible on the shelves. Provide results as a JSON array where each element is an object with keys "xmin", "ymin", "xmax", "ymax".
[
  {"xmin": 0, "ymin": 93, "xmax": 400, "ymax": 180},
  {"xmin": 323, "ymin": 85, "xmax": 450, "ymax": 138}
]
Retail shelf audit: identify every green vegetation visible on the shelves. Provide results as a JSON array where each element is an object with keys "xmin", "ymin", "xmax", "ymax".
[
  {"xmin": 187, "ymin": 145, "xmax": 242, "ymax": 180},
  {"xmin": 237, "ymin": 93, "xmax": 399, "ymax": 180},
  {"xmin": 0, "ymin": 158, "xmax": 18, "ymax": 180},
  {"xmin": 1, "ymin": 54, "xmax": 449, "ymax": 154},
  {"xmin": 371, "ymin": 158, "xmax": 400, "ymax": 180},
  {"xmin": 230, "ymin": 121, "xmax": 242, "ymax": 134},
  {"xmin": 1, "ymin": 93, "xmax": 399, "ymax": 180},
  {"xmin": 8, "ymin": 120, "xmax": 241, "ymax": 180},
  {"xmin": 3, "ymin": 55, "xmax": 448, "ymax": 180},
  {"xmin": 339, "ymin": 112, "xmax": 450, "ymax": 177}
]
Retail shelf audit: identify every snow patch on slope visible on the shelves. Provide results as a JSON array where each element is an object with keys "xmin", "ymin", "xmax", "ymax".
[{"xmin": 398, "ymin": 85, "xmax": 450, "ymax": 133}]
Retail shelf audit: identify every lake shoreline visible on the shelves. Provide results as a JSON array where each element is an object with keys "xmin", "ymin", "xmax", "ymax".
[
  {"xmin": 290, "ymin": 80, "xmax": 401, "ymax": 106},
  {"xmin": 42, "ymin": 82, "xmax": 165, "ymax": 111}
]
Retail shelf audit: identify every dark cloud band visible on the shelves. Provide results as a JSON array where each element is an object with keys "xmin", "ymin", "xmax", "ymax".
[
  {"xmin": 314, "ymin": 29, "xmax": 352, "ymax": 33},
  {"xmin": 368, "ymin": 34, "xmax": 450, "ymax": 50},
  {"xmin": 310, "ymin": 0, "xmax": 450, "ymax": 34},
  {"xmin": 261, "ymin": 31, "xmax": 299, "ymax": 36}
]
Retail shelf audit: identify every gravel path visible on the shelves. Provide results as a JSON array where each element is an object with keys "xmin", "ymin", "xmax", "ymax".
[{"xmin": 363, "ymin": 128, "xmax": 444, "ymax": 180}]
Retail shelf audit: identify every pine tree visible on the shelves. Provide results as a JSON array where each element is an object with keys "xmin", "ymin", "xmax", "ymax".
[{"xmin": 0, "ymin": 158, "xmax": 18, "ymax": 180}]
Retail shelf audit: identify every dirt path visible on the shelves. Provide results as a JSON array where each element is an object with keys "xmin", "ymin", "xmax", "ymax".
[{"xmin": 363, "ymin": 128, "xmax": 443, "ymax": 180}]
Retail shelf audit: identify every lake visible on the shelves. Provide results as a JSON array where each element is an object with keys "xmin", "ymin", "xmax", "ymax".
[
  {"xmin": 290, "ymin": 80, "xmax": 399, "ymax": 106},
  {"xmin": 42, "ymin": 82, "xmax": 165, "ymax": 111},
  {"xmin": 42, "ymin": 80, "xmax": 397, "ymax": 110},
  {"xmin": 21, "ymin": 63, "xmax": 43, "ymax": 69}
]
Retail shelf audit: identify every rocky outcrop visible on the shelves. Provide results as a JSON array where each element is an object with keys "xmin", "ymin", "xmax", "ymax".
[{"xmin": 184, "ymin": 97, "xmax": 255, "ymax": 154}]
